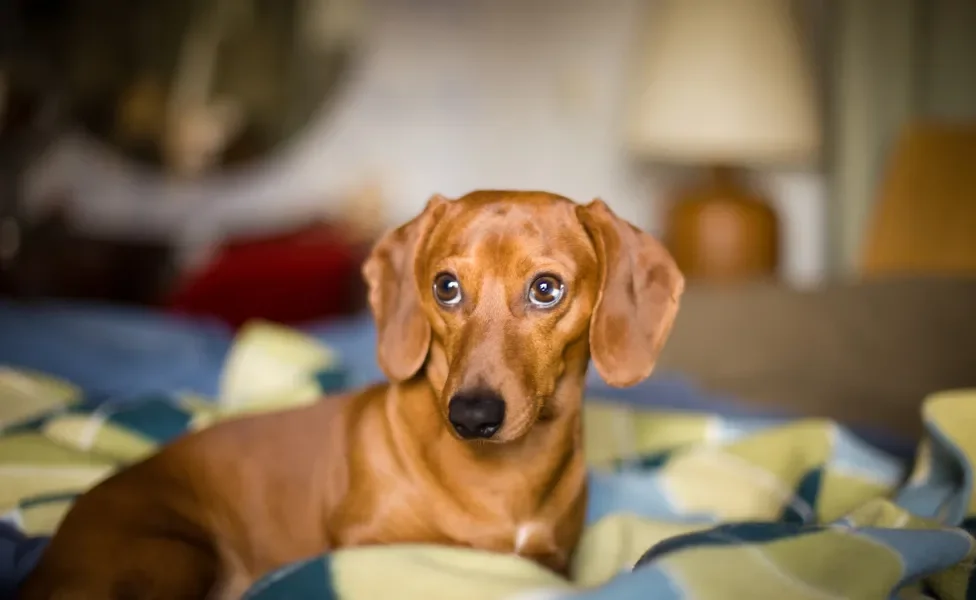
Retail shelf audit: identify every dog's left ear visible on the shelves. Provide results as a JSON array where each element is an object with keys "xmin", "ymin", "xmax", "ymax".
[
  {"xmin": 363, "ymin": 194, "xmax": 448, "ymax": 382},
  {"xmin": 576, "ymin": 199, "xmax": 685, "ymax": 387}
]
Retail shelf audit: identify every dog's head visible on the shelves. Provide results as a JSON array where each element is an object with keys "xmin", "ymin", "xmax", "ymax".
[{"xmin": 363, "ymin": 191, "xmax": 683, "ymax": 443}]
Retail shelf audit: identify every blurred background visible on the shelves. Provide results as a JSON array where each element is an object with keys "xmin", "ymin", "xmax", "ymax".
[{"xmin": 0, "ymin": 0, "xmax": 975, "ymax": 441}]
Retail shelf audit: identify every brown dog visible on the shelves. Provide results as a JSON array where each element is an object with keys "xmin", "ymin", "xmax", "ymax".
[{"xmin": 18, "ymin": 191, "xmax": 683, "ymax": 599}]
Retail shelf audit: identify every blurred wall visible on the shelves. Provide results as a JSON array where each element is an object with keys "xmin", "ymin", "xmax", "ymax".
[
  {"xmin": 828, "ymin": 0, "xmax": 976, "ymax": 276},
  {"xmin": 24, "ymin": 0, "xmax": 827, "ymax": 284}
]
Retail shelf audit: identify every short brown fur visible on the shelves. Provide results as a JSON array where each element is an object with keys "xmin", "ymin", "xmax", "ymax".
[{"xmin": 19, "ymin": 191, "xmax": 683, "ymax": 599}]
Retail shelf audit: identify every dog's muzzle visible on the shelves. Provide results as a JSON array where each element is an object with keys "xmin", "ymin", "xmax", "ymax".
[{"xmin": 448, "ymin": 389, "xmax": 506, "ymax": 439}]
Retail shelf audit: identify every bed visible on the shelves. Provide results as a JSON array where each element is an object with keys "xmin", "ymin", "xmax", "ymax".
[
  {"xmin": 3, "ymin": 122, "xmax": 976, "ymax": 598},
  {"xmin": 1, "ymin": 290, "xmax": 973, "ymax": 598}
]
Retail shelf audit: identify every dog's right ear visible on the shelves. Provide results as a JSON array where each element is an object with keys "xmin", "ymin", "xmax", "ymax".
[{"xmin": 362, "ymin": 194, "xmax": 448, "ymax": 382}]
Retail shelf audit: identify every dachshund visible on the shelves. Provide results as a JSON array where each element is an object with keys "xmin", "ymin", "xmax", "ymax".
[{"xmin": 19, "ymin": 190, "xmax": 684, "ymax": 599}]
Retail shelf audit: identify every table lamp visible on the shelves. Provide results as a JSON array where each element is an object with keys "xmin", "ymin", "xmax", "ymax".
[{"xmin": 627, "ymin": 0, "xmax": 821, "ymax": 281}]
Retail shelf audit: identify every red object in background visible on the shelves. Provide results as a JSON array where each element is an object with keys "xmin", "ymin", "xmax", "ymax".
[{"xmin": 166, "ymin": 224, "xmax": 368, "ymax": 330}]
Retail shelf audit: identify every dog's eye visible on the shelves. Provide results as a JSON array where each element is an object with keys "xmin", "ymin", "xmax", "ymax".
[
  {"xmin": 528, "ymin": 274, "xmax": 564, "ymax": 308},
  {"xmin": 433, "ymin": 272, "xmax": 463, "ymax": 306}
]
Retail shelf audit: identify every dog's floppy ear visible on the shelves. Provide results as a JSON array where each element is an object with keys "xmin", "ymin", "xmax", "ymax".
[
  {"xmin": 363, "ymin": 194, "xmax": 448, "ymax": 382},
  {"xmin": 576, "ymin": 199, "xmax": 685, "ymax": 387}
]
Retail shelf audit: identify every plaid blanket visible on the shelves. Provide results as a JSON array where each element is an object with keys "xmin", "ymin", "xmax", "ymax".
[{"xmin": 2, "ymin": 322, "xmax": 975, "ymax": 599}]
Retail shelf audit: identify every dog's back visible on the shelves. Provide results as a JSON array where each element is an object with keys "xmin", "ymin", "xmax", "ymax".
[{"xmin": 19, "ymin": 394, "xmax": 357, "ymax": 599}]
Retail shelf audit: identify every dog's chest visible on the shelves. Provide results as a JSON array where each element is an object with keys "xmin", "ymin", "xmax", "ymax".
[
  {"xmin": 438, "ymin": 508, "xmax": 563, "ymax": 566},
  {"xmin": 512, "ymin": 520, "xmax": 556, "ymax": 556},
  {"xmin": 335, "ymin": 489, "xmax": 559, "ymax": 555}
]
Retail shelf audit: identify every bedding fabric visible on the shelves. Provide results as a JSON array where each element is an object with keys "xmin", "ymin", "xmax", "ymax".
[
  {"xmin": 1, "ymin": 322, "xmax": 974, "ymax": 599},
  {"xmin": 0, "ymin": 300, "xmax": 234, "ymax": 401},
  {"xmin": 0, "ymin": 301, "xmax": 913, "ymax": 457}
]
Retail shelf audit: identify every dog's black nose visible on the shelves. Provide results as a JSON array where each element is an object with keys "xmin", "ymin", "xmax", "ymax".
[{"xmin": 448, "ymin": 389, "xmax": 506, "ymax": 439}]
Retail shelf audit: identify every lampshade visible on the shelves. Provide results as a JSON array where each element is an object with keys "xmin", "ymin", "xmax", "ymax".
[{"xmin": 627, "ymin": 0, "xmax": 821, "ymax": 166}]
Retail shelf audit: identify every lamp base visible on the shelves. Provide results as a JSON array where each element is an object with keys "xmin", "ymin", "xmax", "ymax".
[{"xmin": 664, "ymin": 166, "xmax": 779, "ymax": 282}]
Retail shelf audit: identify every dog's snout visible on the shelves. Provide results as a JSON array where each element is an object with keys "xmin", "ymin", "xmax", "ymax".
[{"xmin": 448, "ymin": 389, "xmax": 506, "ymax": 440}]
